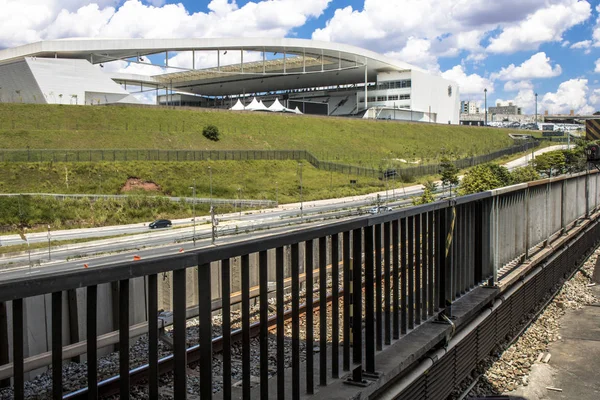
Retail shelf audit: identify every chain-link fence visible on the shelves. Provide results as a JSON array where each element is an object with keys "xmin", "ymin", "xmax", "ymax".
[{"xmin": 0, "ymin": 141, "xmax": 538, "ymax": 179}]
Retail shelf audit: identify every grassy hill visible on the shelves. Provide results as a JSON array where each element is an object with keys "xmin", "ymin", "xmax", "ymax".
[{"xmin": 0, "ymin": 103, "xmax": 513, "ymax": 164}]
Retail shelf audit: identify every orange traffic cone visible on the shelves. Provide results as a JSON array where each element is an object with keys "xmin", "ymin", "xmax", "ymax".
[{"xmin": 133, "ymin": 255, "xmax": 141, "ymax": 261}]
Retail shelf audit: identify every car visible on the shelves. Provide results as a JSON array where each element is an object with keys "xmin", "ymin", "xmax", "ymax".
[
  {"xmin": 369, "ymin": 206, "xmax": 392, "ymax": 214},
  {"xmin": 149, "ymin": 219, "xmax": 172, "ymax": 229}
]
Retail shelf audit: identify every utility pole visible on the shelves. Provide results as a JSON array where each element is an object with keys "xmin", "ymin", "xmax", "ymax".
[
  {"xmin": 190, "ymin": 180, "xmax": 196, "ymax": 246},
  {"xmin": 298, "ymin": 163, "xmax": 304, "ymax": 221},
  {"xmin": 47, "ymin": 225, "xmax": 51, "ymax": 261}
]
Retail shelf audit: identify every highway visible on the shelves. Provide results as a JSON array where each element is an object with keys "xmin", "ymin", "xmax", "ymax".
[{"xmin": 0, "ymin": 146, "xmax": 561, "ymax": 278}]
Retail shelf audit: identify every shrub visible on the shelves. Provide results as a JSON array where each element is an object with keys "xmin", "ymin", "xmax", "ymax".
[{"xmin": 202, "ymin": 125, "xmax": 220, "ymax": 141}]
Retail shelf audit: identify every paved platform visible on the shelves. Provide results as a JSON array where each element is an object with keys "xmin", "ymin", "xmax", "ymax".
[{"xmin": 510, "ymin": 285, "xmax": 600, "ymax": 400}]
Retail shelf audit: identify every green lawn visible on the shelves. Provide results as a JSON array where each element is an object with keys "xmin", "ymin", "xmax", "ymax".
[{"xmin": 0, "ymin": 103, "xmax": 513, "ymax": 164}]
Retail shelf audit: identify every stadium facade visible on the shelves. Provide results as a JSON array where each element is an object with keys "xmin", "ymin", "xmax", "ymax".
[{"xmin": 0, "ymin": 38, "xmax": 460, "ymax": 124}]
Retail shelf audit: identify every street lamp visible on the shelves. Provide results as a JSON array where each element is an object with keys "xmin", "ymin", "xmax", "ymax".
[
  {"xmin": 484, "ymin": 88, "xmax": 487, "ymax": 126},
  {"xmin": 535, "ymin": 93, "xmax": 538, "ymax": 126},
  {"xmin": 189, "ymin": 180, "xmax": 196, "ymax": 246},
  {"xmin": 298, "ymin": 163, "xmax": 304, "ymax": 221}
]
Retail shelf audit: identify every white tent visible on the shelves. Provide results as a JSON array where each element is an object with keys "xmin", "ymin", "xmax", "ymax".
[
  {"xmin": 268, "ymin": 98, "xmax": 286, "ymax": 112},
  {"xmin": 229, "ymin": 99, "xmax": 245, "ymax": 111},
  {"xmin": 245, "ymin": 97, "xmax": 269, "ymax": 111},
  {"xmin": 293, "ymin": 106, "xmax": 303, "ymax": 114}
]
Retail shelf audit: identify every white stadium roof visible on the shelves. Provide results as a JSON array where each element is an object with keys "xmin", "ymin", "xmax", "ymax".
[{"xmin": 0, "ymin": 38, "xmax": 421, "ymax": 96}]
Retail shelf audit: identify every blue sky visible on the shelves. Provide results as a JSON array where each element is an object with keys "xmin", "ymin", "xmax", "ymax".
[{"xmin": 1, "ymin": 0, "xmax": 600, "ymax": 113}]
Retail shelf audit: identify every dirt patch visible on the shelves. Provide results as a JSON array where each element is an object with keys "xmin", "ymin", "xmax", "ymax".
[{"xmin": 121, "ymin": 177, "xmax": 161, "ymax": 193}]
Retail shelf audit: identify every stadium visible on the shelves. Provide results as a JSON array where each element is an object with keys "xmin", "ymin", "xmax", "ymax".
[{"xmin": 0, "ymin": 38, "xmax": 460, "ymax": 124}]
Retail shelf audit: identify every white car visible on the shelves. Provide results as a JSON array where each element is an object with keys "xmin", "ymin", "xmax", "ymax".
[{"xmin": 369, "ymin": 206, "xmax": 392, "ymax": 214}]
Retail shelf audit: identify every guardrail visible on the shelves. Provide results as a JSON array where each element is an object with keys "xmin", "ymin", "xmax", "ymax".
[
  {"xmin": 0, "ymin": 142, "xmax": 538, "ymax": 180},
  {"xmin": 0, "ymin": 169, "xmax": 595, "ymax": 399}
]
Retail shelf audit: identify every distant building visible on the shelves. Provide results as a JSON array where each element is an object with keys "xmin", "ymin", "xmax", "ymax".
[
  {"xmin": 460, "ymin": 101, "xmax": 479, "ymax": 114},
  {"xmin": 489, "ymin": 102, "xmax": 521, "ymax": 116}
]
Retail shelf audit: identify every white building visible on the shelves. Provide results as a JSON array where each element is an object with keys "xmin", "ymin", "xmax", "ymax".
[
  {"xmin": 0, "ymin": 38, "xmax": 460, "ymax": 124},
  {"xmin": 461, "ymin": 101, "xmax": 480, "ymax": 114}
]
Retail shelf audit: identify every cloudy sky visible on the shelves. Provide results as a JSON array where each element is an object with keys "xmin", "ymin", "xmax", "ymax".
[{"xmin": 1, "ymin": 0, "xmax": 599, "ymax": 114}]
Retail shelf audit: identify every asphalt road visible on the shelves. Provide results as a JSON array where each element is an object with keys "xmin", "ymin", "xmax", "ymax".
[{"xmin": 0, "ymin": 146, "xmax": 556, "ymax": 278}]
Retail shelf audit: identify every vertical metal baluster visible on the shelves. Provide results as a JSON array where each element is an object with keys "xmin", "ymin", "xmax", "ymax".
[
  {"xmin": 291, "ymin": 244, "xmax": 301, "ymax": 399},
  {"xmin": 319, "ymin": 237, "xmax": 327, "ymax": 386},
  {"xmin": 408, "ymin": 217, "xmax": 415, "ymax": 330},
  {"xmin": 454, "ymin": 207, "xmax": 461, "ymax": 299},
  {"xmin": 242, "ymin": 254, "xmax": 251, "ymax": 399},
  {"xmin": 436, "ymin": 209, "xmax": 445, "ymax": 311},
  {"xmin": 276, "ymin": 247, "xmax": 285, "ymax": 399},
  {"xmin": 259, "ymin": 251, "xmax": 269, "ymax": 399},
  {"xmin": 147, "ymin": 275, "xmax": 158, "ymax": 400},
  {"xmin": 305, "ymin": 240, "xmax": 314, "ymax": 393},
  {"xmin": 199, "ymin": 263, "xmax": 212, "ymax": 400},
  {"xmin": 12, "ymin": 299, "xmax": 24, "ymax": 400},
  {"xmin": 384, "ymin": 222, "xmax": 391, "ymax": 345},
  {"xmin": 393, "ymin": 220, "xmax": 401, "ymax": 338},
  {"xmin": 474, "ymin": 203, "xmax": 483, "ymax": 285},
  {"xmin": 469, "ymin": 204, "xmax": 475, "ymax": 289},
  {"xmin": 343, "ymin": 232, "xmax": 351, "ymax": 372},
  {"xmin": 364, "ymin": 225, "xmax": 375, "ymax": 373},
  {"xmin": 421, "ymin": 214, "xmax": 428, "ymax": 320},
  {"xmin": 374, "ymin": 224, "xmax": 383, "ymax": 351},
  {"xmin": 331, "ymin": 233, "xmax": 340, "ymax": 379},
  {"xmin": 173, "ymin": 269, "xmax": 187, "ymax": 399},
  {"xmin": 428, "ymin": 211, "xmax": 435, "ymax": 315},
  {"xmin": 119, "ymin": 280, "xmax": 130, "ymax": 400},
  {"xmin": 52, "ymin": 292, "xmax": 62, "ymax": 400},
  {"xmin": 87, "ymin": 285, "xmax": 98, "ymax": 400},
  {"xmin": 415, "ymin": 214, "xmax": 422, "ymax": 325},
  {"xmin": 401, "ymin": 218, "xmax": 407, "ymax": 335},
  {"xmin": 221, "ymin": 260, "xmax": 232, "ymax": 400},
  {"xmin": 351, "ymin": 228, "xmax": 363, "ymax": 382}
]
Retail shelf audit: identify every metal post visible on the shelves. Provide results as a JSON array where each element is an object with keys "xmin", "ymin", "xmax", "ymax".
[
  {"xmin": 298, "ymin": 163, "xmax": 303, "ymax": 220},
  {"xmin": 191, "ymin": 180, "xmax": 196, "ymax": 246},
  {"xmin": 484, "ymin": 88, "xmax": 487, "ymax": 126},
  {"xmin": 535, "ymin": 93, "xmax": 538, "ymax": 125},
  {"xmin": 47, "ymin": 225, "xmax": 51, "ymax": 261},
  {"xmin": 364, "ymin": 62, "xmax": 368, "ymax": 111}
]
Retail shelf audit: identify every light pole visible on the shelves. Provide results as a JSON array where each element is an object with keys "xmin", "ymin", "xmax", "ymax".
[
  {"xmin": 298, "ymin": 163, "xmax": 304, "ymax": 220},
  {"xmin": 535, "ymin": 93, "xmax": 538, "ymax": 126},
  {"xmin": 484, "ymin": 88, "xmax": 487, "ymax": 126},
  {"xmin": 47, "ymin": 225, "xmax": 51, "ymax": 261},
  {"xmin": 190, "ymin": 180, "xmax": 196, "ymax": 246}
]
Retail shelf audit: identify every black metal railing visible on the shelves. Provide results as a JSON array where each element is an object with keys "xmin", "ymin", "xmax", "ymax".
[
  {"xmin": 0, "ymin": 141, "xmax": 538, "ymax": 180},
  {"xmin": 0, "ymin": 190, "xmax": 498, "ymax": 399}
]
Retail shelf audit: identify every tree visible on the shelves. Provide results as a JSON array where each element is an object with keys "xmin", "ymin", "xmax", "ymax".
[
  {"xmin": 202, "ymin": 124, "xmax": 220, "ymax": 141},
  {"xmin": 511, "ymin": 166, "xmax": 540, "ymax": 184},
  {"xmin": 532, "ymin": 151, "xmax": 566, "ymax": 177},
  {"xmin": 459, "ymin": 164, "xmax": 507, "ymax": 195},
  {"xmin": 413, "ymin": 180, "xmax": 437, "ymax": 205},
  {"xmin": 439, "ymin": 157, "xmax": 459, "ymax": 196}
]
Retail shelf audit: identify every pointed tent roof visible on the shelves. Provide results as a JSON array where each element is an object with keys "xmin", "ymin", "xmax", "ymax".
[
  {"xmin": 245, "ymin": 97, "xmax": 269, "ymax": 111},
  {"xmin": 293, "ymin": 106, "xmax": 303, "ymax": 114},
  {"xmin": 268, "ymin": 98, "xmax": 286, "ymax": 112},
  {"xmin": 229, "ymin": 99, "xmax": 245, "ymax": 111}
]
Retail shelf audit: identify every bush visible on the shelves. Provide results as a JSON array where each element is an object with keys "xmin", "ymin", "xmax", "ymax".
[{"xmin": 202, "ymin": 125, "xmax": 220, "ymax": 141}]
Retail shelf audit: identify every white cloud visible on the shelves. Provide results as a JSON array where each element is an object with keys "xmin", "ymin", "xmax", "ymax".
[
  {"xmin": 441, "ymin": 65, "xmax": 493, "ymax": 95},
  {"xmin": 504, "ymin": 80, "xmax": 533, "ymax": 91},
  {"xmin": 571, "ymin": 39, "xmax": 592, "ymax": 54},
  {"xmin": 595, "ymin": 59, "xmax": 600, "ymax": 73},
  {"xmin": 487, "ymin": 0, "xmax": 591, "ymax": 53},
  {"xmin": 593, "ymin": 4, "xmax": 600, "ymax": 46},
  {"xmin": 540, "ymin": 78, "xmax": 594, "ymax": 114},
  {"xmin": 384, "ymin": 37, "xmax": 439, "ymax": 73},
  {"xmin": 589, "ymin": 88, "xmax": 600, "ymax": 106},
  {"xmin": 0, "ymin": 0, "xmax": 332, "ymax": 48},
  {"xmin": 491, "ymin": 52, "xmax": 562, "ymax": 81}
]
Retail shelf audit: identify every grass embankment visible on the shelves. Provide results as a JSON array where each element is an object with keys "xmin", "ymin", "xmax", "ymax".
[
  {"xmin": 0, "ymin": 103, "xmax": 520, "ymax": 232},
  {"xmin": 0, "ymin": 103, "xmax": 512, "ymax": 164}
]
